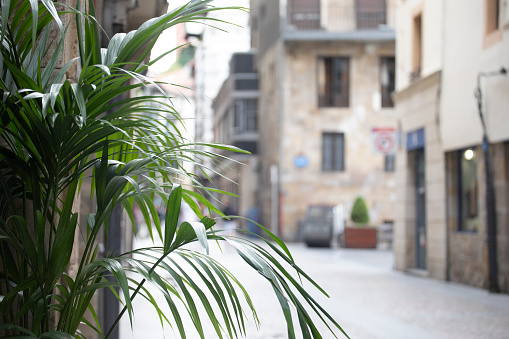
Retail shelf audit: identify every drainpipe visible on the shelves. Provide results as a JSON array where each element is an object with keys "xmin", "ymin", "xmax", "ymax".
[
  {"xmin": 474, "ymin": 66, "xmax": 507, "ymax": 293},
  {"xmin": 270, "ymin": 164, "xmax": 279, "ymax": 237}
]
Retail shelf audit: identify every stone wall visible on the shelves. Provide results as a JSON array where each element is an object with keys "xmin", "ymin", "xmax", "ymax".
[
  {"xmin": 280, "ymin": 40, "xmax": 397, "ymax": 240},
  {"xmin": 394, "ymin": 71, "xmax": 447, "ymax": 280},
  {"xmin": 494, "ymin": 142, "xmax": 509, "ymax": 293},
  {"xmin": 446, "ymin": 142, "xmax": 509, "ymax": 292}
]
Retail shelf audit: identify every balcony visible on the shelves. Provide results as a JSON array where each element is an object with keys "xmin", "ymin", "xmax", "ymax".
[{"xmin": 285, "ymin": 0, "xmax": 395, "ymax": 42}]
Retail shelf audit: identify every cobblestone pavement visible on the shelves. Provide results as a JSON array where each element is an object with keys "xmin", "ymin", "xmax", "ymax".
[{"xmin": 120, "ymin": 237, "xmax": 509, "ymax": 339}]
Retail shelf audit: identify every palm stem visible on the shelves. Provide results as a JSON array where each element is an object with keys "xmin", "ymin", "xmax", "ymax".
[{"xmin": 104, "ymin": 248, "xmax": 175, "ymax": 339}]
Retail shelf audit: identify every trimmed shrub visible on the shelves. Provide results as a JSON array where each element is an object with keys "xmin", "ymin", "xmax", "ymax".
[{"xmin": 351, "ymin": 196, "xmax": 370, "ymax": 226}]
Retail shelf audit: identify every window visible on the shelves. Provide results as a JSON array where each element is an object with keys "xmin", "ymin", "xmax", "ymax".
[
  {"xmin": 484, "ymin": 0, "xmax": 502, "ymax": 48},
  {"xmin": 411, "ymin": 13, "xmax": 422, "ymax": 80},
  {"xmin": 459, "ymin": 149, "xmax": 479, "ymax": 231},
  {"xmin": 318, "ymin": 57, "xmax": 350, "ymax": 107},
  {"xmin": 448, "ymin": 148, "xmax": 479, "ymax": 232},
  {"xmin": 486, "ymin": 0, "xmax": 500, "ymax": 34},
  {"xmin": 380, "ymin": 57, "xmax": 395, "ymax": 107},
  {"xmin": 384, "ymin": 154, "xmax": 395, "ymax": 172},
  {"xmin": 322, "ymin": 133, "xmax": 345, "ymax": 171},
  {"xmin": 356, "ymin": 0, "xmax": 387, "ymax": 30},
  {"xmin": 234, "ymin": 99, "xmax": 258, "ymax": 134}
]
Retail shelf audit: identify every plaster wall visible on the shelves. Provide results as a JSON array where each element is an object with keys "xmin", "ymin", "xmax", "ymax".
[
  {"xmin": 440, "ymin": 0, "xmax": 509, "ymax": 151},
  {"xmin": 395, "ymin": 0, "xmax": 443, "ymax": 92},
  {"xmin": 194, "ymin": 1, "xmax": 250, "ymax": 145}
]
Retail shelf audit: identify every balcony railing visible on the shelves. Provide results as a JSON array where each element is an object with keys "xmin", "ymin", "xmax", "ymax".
[{"xmin": 287, "ymin": 1, "xmax": 393, "ymax": 32}]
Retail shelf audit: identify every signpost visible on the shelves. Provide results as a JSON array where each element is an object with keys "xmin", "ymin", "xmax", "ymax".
[{"xmin": 372, "ymin": 127, "xmax": 397, "ymax": 154}]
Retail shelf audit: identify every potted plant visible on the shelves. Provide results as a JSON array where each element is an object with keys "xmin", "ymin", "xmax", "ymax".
[
  {"xmin": 0, "ymin": 1, "xmax": 348, "ymax": 338},
  {"xmin": 344, "ymin": 196, "xmax": 377, "ymax": 248}
]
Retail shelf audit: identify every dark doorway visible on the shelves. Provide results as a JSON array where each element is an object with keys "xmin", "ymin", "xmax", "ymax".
[{"xmin": 415, "ymin": 148, "xmax": 426, "ymax": 269}]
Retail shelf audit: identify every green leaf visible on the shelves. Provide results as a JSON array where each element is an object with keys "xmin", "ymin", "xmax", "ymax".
[
  {"xmin": 71, "ymin": 83, "xmax": 87, "ymax": 125},
  {"xmin": 1, "ymin": 0, "xmax": 10, "ymax": 44},
  {"xmin": 40, "ymin": 0, "xmax": 63, "ymax": 35},
  {"xmin": 29, "ymin": 0, "xmax": 38, "ymax": 52},
  {"xmin": 39, "ymin": 331, "xmax": 76, "ymax": 339},
  {"xmin": 0, "ymin": 324, "xmax": 36, "ymax": 337},
  {"xmin": 188, "ymin": 221, "xmax": 209, "ymax": 254},
  {"xmin": 164, "ymin": 184, "xmax": 181, "ymax": 252}
]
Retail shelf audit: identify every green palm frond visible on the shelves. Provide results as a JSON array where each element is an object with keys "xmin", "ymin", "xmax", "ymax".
[{"xmin": 0, "ymin": 0, "xmax": 348, "ymax": 338}]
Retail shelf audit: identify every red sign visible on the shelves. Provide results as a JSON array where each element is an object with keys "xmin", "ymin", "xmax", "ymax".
[{"xmin": 372, "ymin": 128, "xmax": 397, "ymax": 154}]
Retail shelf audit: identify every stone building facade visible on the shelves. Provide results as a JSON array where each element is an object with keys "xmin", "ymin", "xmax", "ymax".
[
  {"xmin": 250, "ymin": 0, "xmax": 398, "ymax": 240},
  {"xmin": 394, "ymin": 0, "xmax": 509, "ymax": 292}
]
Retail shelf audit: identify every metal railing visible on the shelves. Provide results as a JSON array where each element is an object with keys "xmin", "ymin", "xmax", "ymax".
[{"xmin": 287, "ymin": 2, "xmax": 394, "ymax": 32}]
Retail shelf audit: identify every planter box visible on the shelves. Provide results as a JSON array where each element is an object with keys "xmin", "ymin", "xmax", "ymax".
[{"xmin": 344, "ymin": 227, "xmax": 377, "ymax": 249}]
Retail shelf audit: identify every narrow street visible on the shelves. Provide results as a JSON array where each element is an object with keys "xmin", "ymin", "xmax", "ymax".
[{"xmin": 120, "ymin": 237, "xmax": 509, "ymax": 339}]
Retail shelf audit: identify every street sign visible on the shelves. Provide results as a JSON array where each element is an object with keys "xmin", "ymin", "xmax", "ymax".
[
  {"xmin": 372, "ymin": 127, "xmax": 397, "ymax": 154},
  {"xmin": 294, "ymin": 155, "xmax": 309, "ymax": 168},
  {"xmin": 406, "ymin": 128, "xmax": 425, "ymax": 150}
]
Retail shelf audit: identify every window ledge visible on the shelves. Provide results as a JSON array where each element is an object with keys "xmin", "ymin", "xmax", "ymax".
[
  {"xmin": 483, "ymin": 29, "xmax": 503, "ymax": 49},
  {"xmin": 455, "ymin": 230, "xmax": 479, "ymax": 235}
]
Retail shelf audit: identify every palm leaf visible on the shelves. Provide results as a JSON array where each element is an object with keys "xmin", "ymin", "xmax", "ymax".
[{"xmin": 0, "ymin": 0, "xmax": 348, "ymax": 338}]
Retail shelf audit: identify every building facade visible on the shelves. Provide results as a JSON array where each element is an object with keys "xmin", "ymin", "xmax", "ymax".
[
  {"xmin": 211, "ymin": 52, "xmax": 260, "ymax": 227},
  {"xmin": 394, "ymin": 0, "xmax": 509, "ymax": 292},
  {"xmin": 251, "ymin": 0, "xmax": 398, "ymax": 240},
  {"xmin": 194, "ymin": 0, "xmax": 251, "ymax": 156}
]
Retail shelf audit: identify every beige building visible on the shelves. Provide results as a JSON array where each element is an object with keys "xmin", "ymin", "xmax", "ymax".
[
  {"xmin": 394, "ymin": 0, "xmax": 509, "ymax": 292},
  {"xmin": 250, "ymin": 0, "xmax": 398, "ymax": 240}
]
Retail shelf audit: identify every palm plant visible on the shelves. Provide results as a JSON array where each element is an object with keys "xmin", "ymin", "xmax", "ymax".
[{"xmin": 0, "ymin": 1, "xmax": 348, "ymax": 338}]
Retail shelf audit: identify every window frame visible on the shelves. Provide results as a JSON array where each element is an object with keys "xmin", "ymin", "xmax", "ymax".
[
  {"xmin": 318, "ymin": 57, "xmax": 350, "ymax": 108},
  {"xmin": 411, "ymin": 12, "xmax": 422, "ymax": 80},
  {"xmin": 484, "ymin": 0, "xmax": 502, "ymax": 48},
  {"xmin": 322, "ymin": 132, "xmax": 345, "ymax": 172},
  {"xmin": 234, "ymin": 99, "xmax": 258, "ymax": 134},
  {"xmin": 456, "ymin": 148, "xmax": 480, "ymax": 233},
  {"xmin": 384, "ymin": 153, "xmax": 395, "ymax": 172},
  {"xmin": 380, "ymin": 56, "xmax": 395, "ymax": 108}
]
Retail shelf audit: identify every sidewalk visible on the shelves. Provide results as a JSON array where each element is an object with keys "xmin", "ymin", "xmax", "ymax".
[
  {"xmin": 291, "ymin": 245, "xmax": 509, "ymax": 339},
  {"xmin": 119, "ymin": 237, "xmax": 509, "ymax": 339}
]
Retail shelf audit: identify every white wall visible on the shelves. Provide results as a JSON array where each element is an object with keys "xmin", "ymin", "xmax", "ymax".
[
  {"xmin": 440, "ymin": 0, "xmax": 509, "ymax": 151},
  {"xmin": 395, "ymin": 0, "xmax": 443, "ymax": 92},
  {"xmin": 194, "ymin": 0, "xmax": 251, "ymax": 144}
]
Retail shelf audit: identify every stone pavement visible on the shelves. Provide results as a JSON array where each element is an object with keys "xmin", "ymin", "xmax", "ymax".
[{"xmin": 119, "ymin": 238, "xmax": 509, "ymax": 339}]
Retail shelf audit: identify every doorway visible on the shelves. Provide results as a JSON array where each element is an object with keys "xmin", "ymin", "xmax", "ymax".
[{"xmin": 415, "ymin": 148, "xmax": 426, "ymax": 269}]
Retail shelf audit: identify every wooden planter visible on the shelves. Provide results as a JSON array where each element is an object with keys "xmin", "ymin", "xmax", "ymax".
[{"xmin": 344, "ymin": 227, "xmax": 377, "ymax": 249}]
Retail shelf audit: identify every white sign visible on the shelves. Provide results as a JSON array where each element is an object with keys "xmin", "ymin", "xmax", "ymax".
[{"xmin": 372, "ymin": 128, "xmax": 397, "ymax": 154}]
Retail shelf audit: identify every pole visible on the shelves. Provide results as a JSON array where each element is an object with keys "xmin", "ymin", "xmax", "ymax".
[
  {"xmin": 270, "ymin": 164, "xmax": 279, "ymax": 237},
  {"xmin": 474, "ymin": 67, "xmax": 507, "ymax": 293}
]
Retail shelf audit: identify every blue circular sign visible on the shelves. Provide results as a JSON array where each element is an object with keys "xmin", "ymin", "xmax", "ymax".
[{"xmin": 294, "ymin": 155, "xmax": 309, "ymax": 168}]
